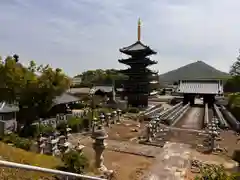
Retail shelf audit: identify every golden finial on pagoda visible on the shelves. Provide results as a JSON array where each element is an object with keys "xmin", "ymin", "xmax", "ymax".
[{"xmin": 138, "ymin": 18, "xmax": 141, "ymax": 41}]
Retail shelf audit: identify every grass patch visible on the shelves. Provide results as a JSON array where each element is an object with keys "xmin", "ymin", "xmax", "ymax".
[{"xmin": 0, "ymin": 142, "xmax": 62, "ymax": 180}]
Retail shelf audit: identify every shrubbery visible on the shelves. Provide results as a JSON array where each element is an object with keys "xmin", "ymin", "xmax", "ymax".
[
  {"xmin": 2, "ymin": 133, "xmax": 32, "ymax": 151},
  {"xmin": 61, "ymin": 150, "xmax": 89, "ymax": 174},
  {"xmin": 227, "ymin": 93, "xmax": 240, "ymax": 121},
  {"xmin": 67, "ymin": 117, "xmax": 83, "ymax": 133},
  {"xmin": 56, "ymin": 121, "xmax": 68, "ymax": 135},
  {"xmin": 194, "ymin": 164, "xmax": 237, "ymax": 180},
  {"xmin": 20, "ymin": 124, "xmax": 55, "ymax": 138},
  {"xmin": 38, "ymin": 124, "xmax": 55, "ymax": 136}
]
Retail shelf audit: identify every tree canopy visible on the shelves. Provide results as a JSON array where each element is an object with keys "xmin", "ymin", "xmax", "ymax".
[
  {"xmin": 224, "ymin": 51, "xmax": 240, "ymax": 92},
  {"xmin": 0, "ymin": 55, "xmax": 70, "ymax": 125},
  {"xmin": 74, "ymin": 69, "xmax": 127, "ymax": 87},
  {"xmin": 230, "ymin": 50, "xmax": 240, "ymax": 76}
]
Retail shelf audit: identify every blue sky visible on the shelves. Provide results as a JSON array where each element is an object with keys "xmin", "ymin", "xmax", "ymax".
[{"xmin": 0, "ymin": 0, "xmax": 239, "ymax": 76}]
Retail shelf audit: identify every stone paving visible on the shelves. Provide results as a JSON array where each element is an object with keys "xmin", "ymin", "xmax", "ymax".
[
  {"xmin": 141, "ymin": 142, "xmax": 191, "ymax": 180},
  {"xmin": 69, "ymin": 134, "xmax": 162, "ymax": 157}
]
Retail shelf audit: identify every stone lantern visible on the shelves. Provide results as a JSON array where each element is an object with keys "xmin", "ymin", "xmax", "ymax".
[
  {"xmin": 146, "ymin": 123, "xmax": 153, "ymax": 142},
  {"xmin": 105, "ymin": 113, "xmax": 111, "ymax": 127},
  {"xmin": 92, "ymin": 117, "xmax": 98, "ymax": 133},
  {"xmin": 13, "ymin": 54, "xmax": 19, "ymax": 62},
  {"xmin": 155, "ymin": 117, "xmax": 160, "ymax": 132},
  {"xmin": 91, "ymin": 127, "xmax": 108, "ymax": 171},
  {"xmin": 65, "ymin": 126, "xmax": 72, "ymax": 140},
  {"xmin": 99, "ymin": 114, "xmax": 105, "ymax": 125},
  {"xmin": 37, "ymin": 134, "xmax": 47, "ymax": 154},
  {"xmin": 116, "ymin": 109, "xmax": 122, "ymax": 122},
  {"xmin": 111, "ymin": 111, "xmax": 117, "ymax": 124},
  {"xmin": 151, "ymin": 120, "xmax": 157, "ymax": 137}
]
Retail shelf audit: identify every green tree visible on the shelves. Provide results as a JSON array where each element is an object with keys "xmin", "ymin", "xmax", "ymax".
[
  {"xmin": 230, "ymin": 50, "xmax": 240, "ymax": 76},
  {"xmin": 0, "ymin": 56, "xmax": 70, "ymax": 126},
  {"xmin": 224, "ymin": 51, "xmax": 240, "ymax": 92},
  {"xmin": 74, "ymin": 69, "xmax": 127, "ymax": 87}
]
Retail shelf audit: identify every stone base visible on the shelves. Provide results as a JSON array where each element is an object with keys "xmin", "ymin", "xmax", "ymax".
[{"xmin": 98, "ymin": 166, "xmax": 115, "ymax": 179}]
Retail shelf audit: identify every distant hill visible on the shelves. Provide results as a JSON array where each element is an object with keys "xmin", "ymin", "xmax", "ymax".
[{"xmin": 159, "ymin": 61, "xmax": 230, "ymax": 84}]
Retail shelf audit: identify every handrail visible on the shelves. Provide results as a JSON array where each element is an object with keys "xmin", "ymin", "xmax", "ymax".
[{"xmin": 0, "ymin": 160, "xmax": 107, "ymax": 180}]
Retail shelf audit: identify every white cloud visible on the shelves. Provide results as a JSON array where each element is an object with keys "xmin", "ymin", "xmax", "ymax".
[{"xmin": 0, "ymin": 0, "xmax": 239, "ymax": 76}]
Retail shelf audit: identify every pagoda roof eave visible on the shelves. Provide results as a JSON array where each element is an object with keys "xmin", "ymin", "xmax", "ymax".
[
  {"xmin": 118, "ymin": 58, "xmax": 157, "ymax": 65},
  {"xmin": 119, "ymin": 68, "xmax": 157, "ymax": 75},
  {"xmin": 119, "ymin": 41, "xmax": 156, "ymax": 55}
]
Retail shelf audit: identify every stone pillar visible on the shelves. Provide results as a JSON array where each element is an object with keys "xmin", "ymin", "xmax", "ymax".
[
  {"xmin": 105, "ymin": 113, "xmax": 111, "ymax": 127},
  {"xmin": 91, "ymin": 127, "xmax": 108, "ymax": 171},
  {"xmin": 111, "ymin": 111, "xmax": 117, "ymax": 124},
  {"xmin": 116, "ymin": 109, "xmax": 122, "ymax": 123}
]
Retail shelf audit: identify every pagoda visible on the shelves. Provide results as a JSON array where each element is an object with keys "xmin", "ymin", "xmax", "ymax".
[{"xmin": 118, "ymin": 19, "xmax": 159, "ymax": 108}]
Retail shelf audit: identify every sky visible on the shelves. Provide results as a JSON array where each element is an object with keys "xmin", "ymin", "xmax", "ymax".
[{"xmin": 0, "ymin": 0, "xmax": 239, "ymax": 77}]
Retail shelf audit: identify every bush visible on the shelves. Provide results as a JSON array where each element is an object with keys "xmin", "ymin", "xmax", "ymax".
[
  {"xmin": 67, "ymin": 117, "xmax": 83, "ymax": 133},
  {"xmin": 2, "ymin": 133, "xmax": 32, "ymax": 151},
  {"xmin": 194, "ymin": 164, "xmax": 236, "ymax": 180},
  {"xmin": 128, "ymin": 107, "xmax": 140, "ymax": 113},
  {"xmin": 19, "ymin": 124, "xmax": 38, "ymax": 137},
  {"xmin": 14, "ymin": 138, "xmax": 32, "ymax": 151},
  {"xmin": 38, "ymin": 124, "xmax": 55, "ymax": 137},
  {"xmin": 61, "ymin": 150, "xmax": 89, "ymax": 174},
  {"xmin": 19, "ymin": 123, "xmax": 55, "ymax": 138},
  {"xmin": 3, "ymin": 133, "xmax": 19, "ymax": 144},
  {"xmin": 56, "ymin": 121, "xmax": 67, "ymax": 135}
]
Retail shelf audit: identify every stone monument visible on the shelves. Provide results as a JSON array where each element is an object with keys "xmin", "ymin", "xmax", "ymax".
[{"xmin": 91, "ymin": 127, "xmax": 108, "ymax": 171}]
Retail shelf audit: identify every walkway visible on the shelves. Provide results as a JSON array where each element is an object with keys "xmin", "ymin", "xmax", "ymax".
[
  {"xmin": 141, "ymin": 142, "xmax": 191, "ymax": 180},
  {"xmin": 175, "ymin": 107, "xmax": 203, "ymax": 130}
]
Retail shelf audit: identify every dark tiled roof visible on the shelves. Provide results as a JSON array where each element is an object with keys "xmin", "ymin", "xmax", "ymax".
[
  {"xmin": 120, "ymin": 41, "xmax": 156, "ymax": 52},
  {"xmin": 0, "ymin": 102, "xmax": 19, "ymax": 113},
  {"xmin": 54, "ymin": 93, "xmax": 80, "ymax": 105}
]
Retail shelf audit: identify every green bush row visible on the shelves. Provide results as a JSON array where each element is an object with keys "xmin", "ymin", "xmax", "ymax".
[{"xmin": 0, "ymin": 133, "xmax": 32, "ymax": 151}]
